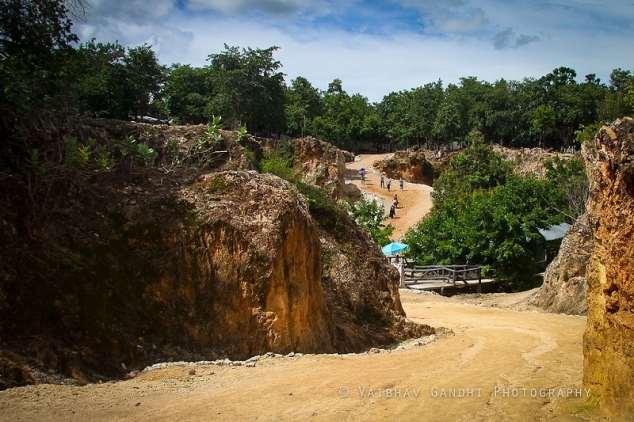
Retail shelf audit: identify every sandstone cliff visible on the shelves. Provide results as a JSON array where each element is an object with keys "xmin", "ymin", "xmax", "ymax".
[
  {"xmin": 0, "ymin": 119, "xmax": 430, "ymax": 388},
  {"xmin": 492, "ymin": 145, "xmax": 577, "ymax": 179},
  {"xmin": 373, "ymin": 150, "xmax": 437, "ymax": 185},
  {"xmin": 583, "ymin": 117, "xmax": 634, "ymax": 418},
  {"xmin": 261, "ymin": 136, "xmax": 350, "ymax": 200},
  {"xmin": 529, "ymin": 215, "xmax": 592, "ymax": 315},
  {"xmin": 372, "ymin": 146, "xmax": 576, "ymax": 187}
]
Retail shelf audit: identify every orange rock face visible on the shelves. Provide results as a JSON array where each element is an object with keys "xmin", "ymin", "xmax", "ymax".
[{"xmin": 583, "ymin": 117, "xmax": 634, "ymax": 417}]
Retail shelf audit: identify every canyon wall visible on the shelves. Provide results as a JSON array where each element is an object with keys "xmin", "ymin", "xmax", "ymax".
[
  {"xmin": 583, "ymin": 117, "xmax": 634, "ymax": 417},
  {"xmin": 529, "ymin": 215, "xmax": 592, "ymax": 315}
]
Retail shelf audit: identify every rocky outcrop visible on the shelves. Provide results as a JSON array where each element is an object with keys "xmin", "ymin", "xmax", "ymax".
[
  {"xmin": 0, "ymin": 120, "xmax": 430, "ymax": 387},
  {"xmin": 529, "ymin": 215, "xmax": 592, "ymax": 315},
  {"xmin": 583, "ymin": 117, "xmax": 634, "ymax": 418},
  {"xmin": 373, "ymin": 146, "xmax": 575, "ymax": 186},
  {"xmin": 319, "ymin": 216, "xmax": 426, "ymax": 349},
  {"xmin": 260, "ymin": 137, "xmax": 349, "ymax": 200},
  {"xmin": 373, "ymin": 150, "xmax": 437, "ymax": 185},
  {"xmin": 292, "ymin": 137, "xmax": 348, "ymax": 199},
  {"xmin": 493, "ymin": 145, "xmax": 577, "ymax": 179}
]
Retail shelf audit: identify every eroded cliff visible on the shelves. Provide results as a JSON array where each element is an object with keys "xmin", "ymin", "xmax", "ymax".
[
  {"xmin": 372, "ymin": 150, "xmax": 437, "ymax": 185},
  {"xmin": 529, "ymin": 215, "xmax": 592, "ymax": 315},
  {"xmin": 583, "ymin": 117, "xmax": 634, "ymax": 417},
  {"xmin": 0, "ymin": 119, "xmax": 430, "ymax": 388}
]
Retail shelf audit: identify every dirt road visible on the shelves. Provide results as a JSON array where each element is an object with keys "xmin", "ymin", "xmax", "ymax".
[
  {"xmin": 0, "ymin": 154, "xmax": 605, "ymax": 421},
  {"xmin": 346, "ymin": 154, "xmax": 433, "ymax": 240},
  {"xmin": 0, "ymin": 291, "xmax": 604, "ymax": 421}
]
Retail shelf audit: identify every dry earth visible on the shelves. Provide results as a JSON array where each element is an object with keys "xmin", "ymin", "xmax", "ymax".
[
  {"xmin": 346, "ymin": 154, "xmax": 433, "ymax": 240},
  {"xmin": 0, "ymin": 291, "xmax": 608, "ymax": 421},
  {"xmin": 0, "ymin": 153, "xmax": 610, "ymax": 421}
]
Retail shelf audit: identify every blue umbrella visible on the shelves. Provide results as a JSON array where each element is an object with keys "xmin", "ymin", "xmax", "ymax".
[{"xmin": 382, "ymin": 242, "xmax": 409, "ymax": 255}]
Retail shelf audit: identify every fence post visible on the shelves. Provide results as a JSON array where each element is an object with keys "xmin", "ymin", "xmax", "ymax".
[{"xmin": 477, "ymin": 268, "xmax": 482, "ymax": 293}]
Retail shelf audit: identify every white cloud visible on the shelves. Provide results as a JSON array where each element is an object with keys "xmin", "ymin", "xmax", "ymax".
[
  {"xmin": 493, "ymin": 28, "xmax": 540, "ymax": 50},
  {"xmin": 71, "ymin": 0, "xmax": 634, "ymax": 103},
  {"xmin": 82, "ymin": 0, "xmax": 175, "ymax": 24},
  {"xmin": 187, "ymin": 0, "xmax": 309, "ymax": 15},
  {"xmin": 395, "ymin": 0, "xmax": 489, "ymax": 35},
  {"xmin": 433, "ymin": 7, "xmax": 488, "ymax": 34}
]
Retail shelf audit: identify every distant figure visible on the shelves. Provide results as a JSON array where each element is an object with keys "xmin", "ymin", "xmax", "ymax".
[
  {"xmin": 393, "ymin": 194, "xmax": 399, "ymax": 208},
  {"xmin": 387, "ymin": 178, "xmax": 391, "ymax": 191},
  {"xmin": 389, "ymin": 203, "xmax": 396, "ymax": 218},
  {"xmin": 380, "ymin": 175, "xmax": 384, "ymax": 188},
  {"xmin": 399, "ymin": 179, "xmax": 404, "ymax": 191}
]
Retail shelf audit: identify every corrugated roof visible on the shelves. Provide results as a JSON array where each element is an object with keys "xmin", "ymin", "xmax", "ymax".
[{"xmin": 538, "ymin": 223, "xmax": 571, "ymax": 241}]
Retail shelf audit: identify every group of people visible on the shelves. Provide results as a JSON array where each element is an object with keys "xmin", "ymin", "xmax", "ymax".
[
  {"xmin": 380, "ymin": 175, "xmax": 404, "ymax": 192},
  {"xmin": 357, "ymin": 170, "xmax": 404, "ymax": 218},
  {"xmin": 378, "ymin": 174, "xmax": 403, "ymax": 218}
]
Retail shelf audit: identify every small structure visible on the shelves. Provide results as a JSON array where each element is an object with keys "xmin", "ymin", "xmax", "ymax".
[{"xmin": 536, "ymin": 222, "xmax": 571, "ymax": 267}]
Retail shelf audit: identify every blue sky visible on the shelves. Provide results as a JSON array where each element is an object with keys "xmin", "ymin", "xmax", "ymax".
[{"xmin": 74, "ymin": 0, "xmax": 634, "ymax": 102}]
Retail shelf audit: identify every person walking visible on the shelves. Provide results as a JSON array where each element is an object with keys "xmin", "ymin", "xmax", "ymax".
[
  {"xmin": 380, "ymin": 175, "xmax": 384, "ymax": 188},
  {"xmin": 399, "ymin": 179, "xmax": 404, "ymax": 191},
  {"xmin": 389, "ymin": 203, "xmax": 396, "ymax": 218},
  {"xmin": 387, "ymin": 178, "xmax": 391, "ymax": 191}
]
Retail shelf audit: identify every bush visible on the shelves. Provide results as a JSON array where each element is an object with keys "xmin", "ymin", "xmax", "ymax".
[
  {"xmin": 404, "ymin": 143, "xmax": 565, "ymax": 289},
  {"xmin": 348, "ymin": 198, "xmax": 394, "ymax": 246}
]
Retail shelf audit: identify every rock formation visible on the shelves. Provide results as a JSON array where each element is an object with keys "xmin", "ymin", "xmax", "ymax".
[
  {"xmin": 492, "ymin": 145, "xmax": 577, "ymax": 179},
  {"xmin": 261, "ymin": 136, "xmax": 349, "ymax": 200},
  {"xmin": 529, "ymin": 215, "xmax": 592, "ymax": 315},
  {"xmin": 0, "ymin": 120, "xmax": 430, "ymax": 388},
  {"xmin": 583, "ymin": 117, "xmax": 634, "ymax": 418},
  {"xmin": 373, "ymin": 150, "xmax": 437, "ymax": 185}
]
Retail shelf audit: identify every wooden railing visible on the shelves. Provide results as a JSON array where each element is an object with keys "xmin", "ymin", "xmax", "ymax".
[{"xmin": 404, "ymin": 265, "xmax": 482, "ymax": 285}]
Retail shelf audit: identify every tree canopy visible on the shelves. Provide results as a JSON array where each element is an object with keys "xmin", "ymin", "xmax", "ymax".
[
  {"xmin": 402, "ymin": 141, "xmax": 582, "ymax": 288},
  {"xmin": 3, "ymin": 0, "xmax": 633, "ymax": 151}
]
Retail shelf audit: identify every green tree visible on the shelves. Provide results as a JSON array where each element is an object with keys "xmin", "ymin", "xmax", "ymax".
[
  {"xmin": 284, "ymin": 76, "xmax": 322, "ymax": 137},
  {"xmin": 0, "ymin": 0, "xmax": 79, "ymax": 130},
  {"xmin": 484, "ymin": 79, "xmax": 525, "ymax": 146},
  {"xmin": 432, "ymin": 138, "xmax": 511, "ymax": 207},
  {"xmin": 432, "ymin": 84, "xmax": 467, "ymax": 147},
  {"xmin": 207, "ymin": 45, "xmax": 286, "ymax": 134},
  {"xmin": 376, "ymin": 90, "xmax": 414, "ymax": 147},
  {"xmin": 123, "ymin": 44, "xmax": 167, "ymax": 120},
  {"xmin": 165, "ymin": 64, "xmax": 213, "ymax": 124},
  {"xmin": 543, "ymin": 156, "xmax": 589, "ymax": 221},
  {"xmin": 68, "ymin": 39, "xmax": 126, "ymax": 118},
  {"xmin": 312, "ymin": 78, "xmax": 351, "ymax": 147},
  {"xmin": 348, "ymin": 198, "xmax": 394, "ymax": 246},
  {"xmin": 404, "ymin": 143, "xmax": 562, "ymax": 288},
  {"xmin": 532, "ymin": 105, "xmax": 556, "ymax": 146}
]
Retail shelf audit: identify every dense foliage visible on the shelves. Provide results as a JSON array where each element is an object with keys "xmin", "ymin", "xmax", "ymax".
[
  {"xmin": 348, "ymin": 198, "xmax": 394, "ymax": 246},
  {"xmin": 402, "ymin": 140, "xmax": 586, "ymax": 288},
  {"xmin": 2, "ymin": 0, "xmax": 633, "ymax": 151}
]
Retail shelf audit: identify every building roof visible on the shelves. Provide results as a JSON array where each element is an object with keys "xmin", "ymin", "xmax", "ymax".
[{"xmin": 538, "ymin": 223, "xmax": 571, "ymax": 241}]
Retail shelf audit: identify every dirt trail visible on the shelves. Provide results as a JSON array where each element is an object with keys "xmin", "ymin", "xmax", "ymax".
[
  {"xmin": 346, "ymin": 154, "xmax": 433, "ymax": 240},
  {"xmin": 0, "ymin": 154, "xmax": 605, "ymax": 421},
  {"xmin": 0, "ymin": 292, "xmax": 602, "ymax": 421}
]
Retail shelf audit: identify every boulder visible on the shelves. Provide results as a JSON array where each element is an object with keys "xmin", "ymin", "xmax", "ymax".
[{"xmin": 529, "ymin": 215, "xmax": 592, "ymax": 315}]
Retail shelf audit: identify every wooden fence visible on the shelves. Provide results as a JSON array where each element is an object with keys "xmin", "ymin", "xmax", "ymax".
[{"xmin": 404, "ymin": 265, "xmax": 482, "ymax": 285}]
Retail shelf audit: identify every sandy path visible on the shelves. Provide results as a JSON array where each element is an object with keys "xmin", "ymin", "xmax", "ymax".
[
  {"xmin": 0, "ymin": 155, "xmax": 603, "ymax": 421},
  {"xmin": 346, "ymin": 154, "xmax": 433, "ymax": 240},
  {"xmin": 0, "ymin": 292, "xmax": 599, "ymax": 421}
]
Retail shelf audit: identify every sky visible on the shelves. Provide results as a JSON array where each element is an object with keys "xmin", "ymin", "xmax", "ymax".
[{"xmin": 72, "ymin": 0, "xmax": 634, "ymax": 103}]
